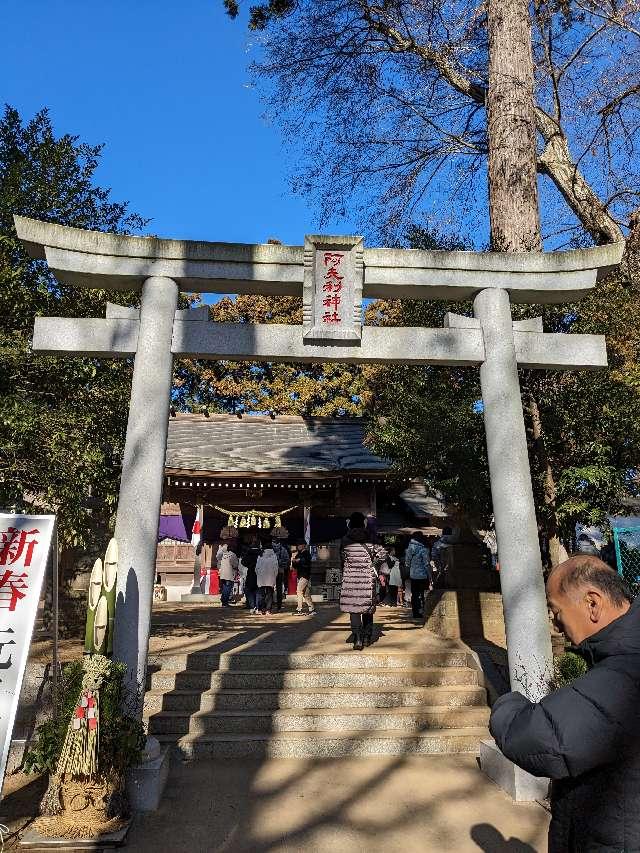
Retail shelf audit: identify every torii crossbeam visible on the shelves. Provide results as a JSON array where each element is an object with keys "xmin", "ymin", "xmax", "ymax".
[{"xmin": 14, "ymin": 216, "xmax": 623, "ymax": 717}]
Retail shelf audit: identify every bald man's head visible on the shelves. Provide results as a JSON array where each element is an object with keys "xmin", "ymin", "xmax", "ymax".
[{"xmin": 546, "ymin": 555, "xmax": 632, "ymax": 645}]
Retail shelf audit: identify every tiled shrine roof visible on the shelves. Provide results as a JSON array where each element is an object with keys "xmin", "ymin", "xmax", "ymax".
[
  {"xmin": 398, "ymin": 482, "xmax": 449, "ymax": 522},
  {"xmin": 165, "ymin": 414, "xmax": 389, "ymax": 475}
]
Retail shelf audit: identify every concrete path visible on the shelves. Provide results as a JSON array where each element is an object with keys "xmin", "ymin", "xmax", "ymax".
[
  {"xmin": 147, "ymin": 601, "xmax": 475, "ymax": 659},
  {"xmin": 127, "ymin": 754, "xmax": 550, "ymax": 852},
  {"xmin": 28, "ymin": 599, "xmax": 508, "ymax": 663}
]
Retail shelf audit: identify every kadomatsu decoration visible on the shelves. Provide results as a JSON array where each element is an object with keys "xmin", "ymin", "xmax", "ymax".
[
  {"xmin": 28, "ymin": 538, "xmax": 145, "ymax": 840},
  {"xmin": 84, "ymin": 538, "xmax": 117, "ymax": 656}
]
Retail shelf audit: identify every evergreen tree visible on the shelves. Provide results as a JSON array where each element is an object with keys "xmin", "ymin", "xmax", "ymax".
[{"xmin": 0, "ymin": 105, "xmax": 147, "ymax": 563}]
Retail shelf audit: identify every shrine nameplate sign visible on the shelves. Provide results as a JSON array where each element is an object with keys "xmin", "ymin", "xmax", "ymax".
[
  {"xmin": 0, "ymin": 513, "xmax": 55, "ymax": 794},
  {"xmin": 303, "ymin": 235, "xmax": 364, "ymax": 342}
]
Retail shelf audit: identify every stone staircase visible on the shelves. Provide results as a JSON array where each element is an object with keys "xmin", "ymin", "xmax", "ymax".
[{"xmin": 144, "ymin": 648, "xmax": 490, "ymax": 759}]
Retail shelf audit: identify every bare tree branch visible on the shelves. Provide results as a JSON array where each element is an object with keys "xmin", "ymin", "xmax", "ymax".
[{"xmin": 246, "ymin": 0, "xmax": 633, "ymax": 244}]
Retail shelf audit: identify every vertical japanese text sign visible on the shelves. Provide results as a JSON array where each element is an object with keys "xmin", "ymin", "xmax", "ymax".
[
  {"xmin": 303, "ymin": 235, "xmax": 364, "ymax": 342},
  {"xmin": 0, "ymin": 514, "xmax": 55, "ymax": 794}
]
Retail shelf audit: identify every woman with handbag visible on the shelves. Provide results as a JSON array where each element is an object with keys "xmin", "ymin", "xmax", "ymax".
[{"xmin": 339, "ymin": 512, "xmax": 388, "ymax": 650}]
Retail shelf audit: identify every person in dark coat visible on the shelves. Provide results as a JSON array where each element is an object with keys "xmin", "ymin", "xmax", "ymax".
[
  {"xmin": 340, "ymin": 512, "xmax": 388, "ymax": 650},
  {"xmin": 292, "ymin": 539, "xmax": 315, "ymax": 616},
  {"xmin": 489, "ymin": 555, "xmax": 639, "ymax": 853},
  {"xmin": 271, "ymin": 537, "xmax": 290, "ymax": 611},
  {"xmin": 241, "ymin": 537, "xmax": 261, "ymax": 613}
]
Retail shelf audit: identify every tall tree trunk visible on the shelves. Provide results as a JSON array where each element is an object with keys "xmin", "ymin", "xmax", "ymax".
[
  {"xmin": 365, "ymin": 9, "xmax": 625, "ymax": 246},
  {"xmin": 487, "ymin": 0, "xmax": 542, "ymax": 251},
  {"xmin": 486, "ymin": 0, "xmax": 565, "ymax": 563},
  {"xmin": 525, "ymin": 390, "xmax": 568, "ymax": 566}
]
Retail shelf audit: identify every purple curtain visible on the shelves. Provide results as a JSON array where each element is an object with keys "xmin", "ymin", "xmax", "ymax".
[{"xmin": 158, "ymin": 514, "xmax": 191, "ymax": 542}]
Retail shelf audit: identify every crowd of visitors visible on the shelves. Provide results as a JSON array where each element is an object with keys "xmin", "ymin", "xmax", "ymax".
[
  {"xmin": 216, "ymin": 535, "xmax": 320, "ymax": 617},
  {"xmin": 213, "ymin": 518, "xmax": 453, "ymax": 648},
  {"xmin": 216, "ymin": 535, "xmax": 291, "ymax": 615},
  {"xmin": 337, "ymin": 515, "xmax": 456, "ymax": 648}
]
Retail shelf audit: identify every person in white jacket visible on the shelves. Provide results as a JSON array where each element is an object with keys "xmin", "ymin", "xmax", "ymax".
[
  {"xmin": 218, "ymin": 544, "xmax": 239, "ymax": 607},
  {"xmin": 256, "ymin": 546, "xmax": 279, "ymax": 615}
]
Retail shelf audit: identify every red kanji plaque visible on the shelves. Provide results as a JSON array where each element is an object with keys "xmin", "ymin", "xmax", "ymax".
[{"xmin": 303, "ymin": 235, "xmax": 364, "ymax": 342}]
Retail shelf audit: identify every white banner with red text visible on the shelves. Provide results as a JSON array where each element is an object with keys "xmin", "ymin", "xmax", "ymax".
[{"xmin": 0, "ymin": 513, "xmax": 55, "ymax": 793}]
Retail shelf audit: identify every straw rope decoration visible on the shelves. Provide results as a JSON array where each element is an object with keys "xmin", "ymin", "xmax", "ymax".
[
  {"xmin": 35, "ymin": 537, "xmax": 128, "ymax": 839},
  {"xmin": 57, "ymin": 654, "xmax": 112, "ymax": 778},
  {"xmin": 37, "ymin": 654, "xmax": 118, "ymax": 837},
  {"xmin": 212, "ymin": 504, "xmax": 298, "ymax": 530}
]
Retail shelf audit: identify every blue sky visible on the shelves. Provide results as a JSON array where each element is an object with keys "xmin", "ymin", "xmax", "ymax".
[{"xmin": 2, "ymin": 0, "xmax": 357, "ymax": 246}]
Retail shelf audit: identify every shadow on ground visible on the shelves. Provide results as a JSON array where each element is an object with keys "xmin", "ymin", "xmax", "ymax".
[
  {"xmin": 0, "ymin": 772, "xmax": 47, "ymax": 850},
  {"xmin": 471, "ymin": 822, "xmax": 538, "ymax": 852},
  {"xmin": 132, "ymin": 600, "xmax": 549, "ymax": 853},
  {"xmin": 126, "ymin": 754, "xmax": 548, "ymax": 852}
]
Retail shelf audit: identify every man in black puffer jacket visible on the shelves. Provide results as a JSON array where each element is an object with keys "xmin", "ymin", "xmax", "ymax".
[{"xmin": 490, "ymin": 555, "xmax": 640, "ymax": 853}]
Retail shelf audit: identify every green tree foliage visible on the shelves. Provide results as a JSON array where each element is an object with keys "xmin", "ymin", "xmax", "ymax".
[
  {"xmin": 552, "ymin": 651, "xmax": 588, "ymax": 689},
  {"xmin": 363, "ymin": 227, "xmax": 491, "ymax": 520},
  {"xmin": 365, "ymin": 226, "xmax": 640, "ymax": 545},
  {"xmin": 0, "ymin": 105, "xmax": 148, "ymax": 555},
  {"xmin": 174, "ymin": 293, "xmax": 367, "ymax": 416},
  {"xmin": 527, "ymin": 237, "xmax": 640, "ymax": 538}
]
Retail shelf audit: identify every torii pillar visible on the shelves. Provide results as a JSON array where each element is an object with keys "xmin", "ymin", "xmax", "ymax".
[
  {"xmin": 14, "ymin": 216, "xmax": 624, "ymax": 801},
  {"xmin": 474, "ymin": 289, "xmax": 550, "ymax": 696},
  {"xmin": 111, "ymin": 278, "xmax": 178, "ymax": 708}
]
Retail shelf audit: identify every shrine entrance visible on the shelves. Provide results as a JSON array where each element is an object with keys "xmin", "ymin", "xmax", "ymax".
[{"xmin": 14, "ymin": 214, "xmax": 623, "ymax": 716}]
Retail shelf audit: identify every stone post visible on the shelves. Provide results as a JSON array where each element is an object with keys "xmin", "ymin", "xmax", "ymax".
[
  {"xmin": 190, "ymin": 503, "xmax": 204, "ymax": 594},
  {"xmin": 473, "ymin": 287, "xmax": 552, "ymax": 698},
  {"xmin": 113, "ymin": 276, "xmax": 178, "ymax": 714},
  {"xmin": 190, "ymin": 546, "xmax": 203, "ymax": 595}
]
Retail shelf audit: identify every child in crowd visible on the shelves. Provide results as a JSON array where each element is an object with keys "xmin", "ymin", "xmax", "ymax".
[
  {"xmin": 378, "ymin": 546, "xmax": 392, "ymax": 606},
  {"xmin": 403, "ymin": 575, "xmax": 412, "ymax": 608},
  {"xmin": 387, "ymin": 546, "xmax": 404, "ymax": 606}
]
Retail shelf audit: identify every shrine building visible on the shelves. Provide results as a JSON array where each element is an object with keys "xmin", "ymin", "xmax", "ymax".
[{"xmin": 156, "ymin": 413, "xmax": 448, "ymax": 600}]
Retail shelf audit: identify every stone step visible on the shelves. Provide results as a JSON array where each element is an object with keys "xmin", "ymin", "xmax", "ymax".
[
  {"xmin": 143, "ymin": 684, "xmax": 488, "ymax": 713},
  {"xmin": 148, "ymin": 650, "xmax": 474, "ymax": 672},
  {"xmin": 147, "ymin": 667, "xmax": 478, "ymax": 692},
  {"xmin": 144, "ymin": 683, "xmax": 488, "ymax": 713},
  {"xmin": 146, "ymin": 705, "xmax": 491, "ymax": 736},
  {"xmin": 157, "ymin": 727, "xmax": 490, "ymax": 759}
]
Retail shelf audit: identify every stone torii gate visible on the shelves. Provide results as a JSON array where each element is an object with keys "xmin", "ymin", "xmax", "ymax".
[{"xmin": 15, "ymin": 217, "xmax": 623, "ymax": 714}]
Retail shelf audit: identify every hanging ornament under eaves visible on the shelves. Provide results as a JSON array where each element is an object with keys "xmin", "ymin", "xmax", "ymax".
[
  {"xmin": 212, "ymin": 504, "xmax": 296, "ymax": 540},
  {"xmin": 212, "ymin": 504, "xmax": 298, "ymax": 528}
]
